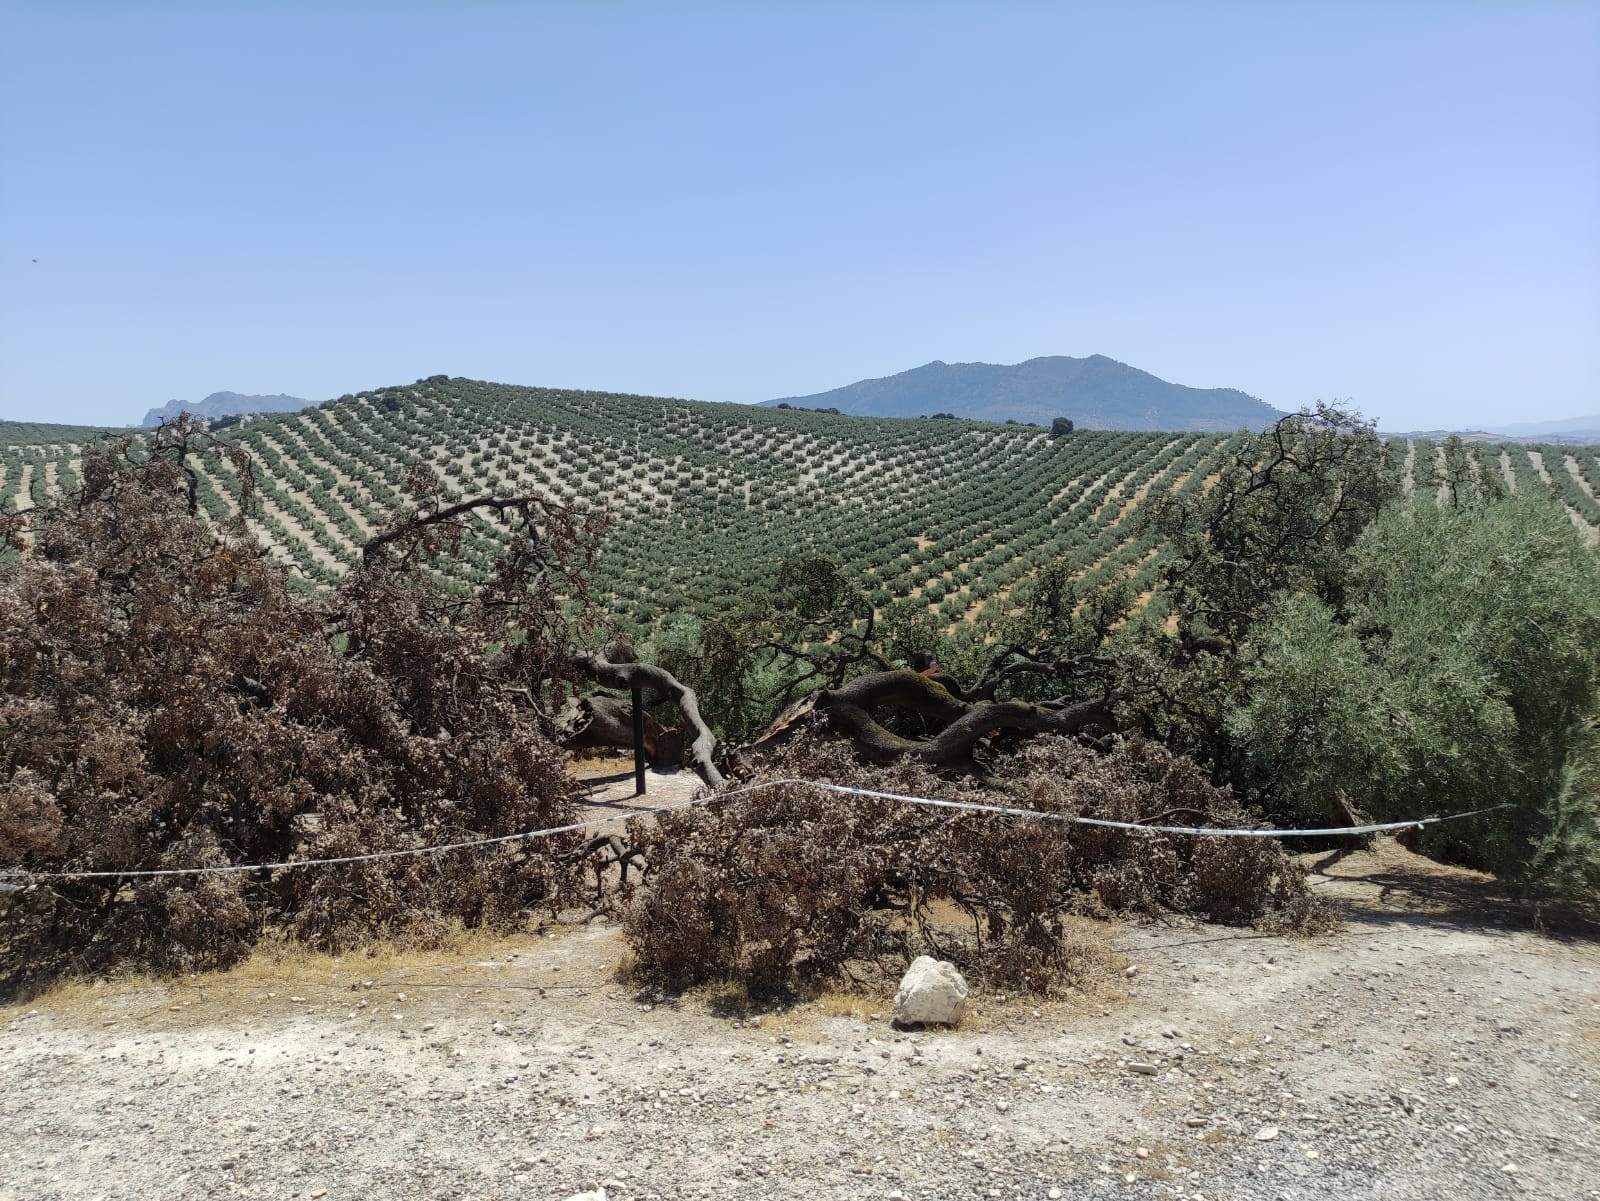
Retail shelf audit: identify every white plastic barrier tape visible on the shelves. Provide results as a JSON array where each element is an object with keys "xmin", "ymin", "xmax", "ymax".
[
  {"xmin": 728, "ymin": 779, "xmax": 1511, "ymax": 839},
  {"xmin": 0, "ymin": 778, "xmax": 1507, "ymax": 884},
  {"xmin": 0, "ymin": 805, "xmax": 667, "ymax": 883}
]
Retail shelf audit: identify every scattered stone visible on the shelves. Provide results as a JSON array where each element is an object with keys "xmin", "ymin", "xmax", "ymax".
[
  {"xmin": 1255, "ymin": 1126, "xmax": 1280, "ymax": 1141},
  {"xmin": 1127, "ymin": 1062, "xmax": 1160, "ymax": 1076},
  {"xmin": 891, "ymin": 956, "xmax": 969, "ymax": 1027}
]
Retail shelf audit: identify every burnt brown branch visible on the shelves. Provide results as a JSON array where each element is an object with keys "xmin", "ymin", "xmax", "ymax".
[
  {"xmin": 362, "ymin": 492, "xmax": 566, "ymax": 565},
  {"xmin": 1, "ymin": 437, "xmax": 602, "ymax": 987}
]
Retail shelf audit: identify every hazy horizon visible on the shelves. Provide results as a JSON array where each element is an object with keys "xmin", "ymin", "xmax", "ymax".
[{"xmin": 3, "ymin": 1, "xmax": 1597, "ymax": 429}]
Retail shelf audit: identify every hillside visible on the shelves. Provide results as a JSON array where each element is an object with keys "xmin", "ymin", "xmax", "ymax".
[
  {"xmin": 142, "ymin": 390, "xmax": 311, "ymax": 427},
  {"xmin": 4, "ymin": 378, "xmax": 1596, "ymax": 633},
  {"xmin": 0, "ymin": 418, "xmax": 126, "ymax": 445},
  {"xmin": 765, "ymin": 354, "xmax": 1283, "ymax": 431}
]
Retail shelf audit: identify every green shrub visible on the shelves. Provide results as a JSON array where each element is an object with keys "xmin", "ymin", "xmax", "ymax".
[{"xmin": 1231, "ymin": 495, "xmax": 1600, "ymax": 899}]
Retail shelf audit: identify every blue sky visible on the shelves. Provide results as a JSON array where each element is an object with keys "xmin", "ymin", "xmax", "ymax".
[{"xmin": 1, "ymin": 1, "xmax": 1596, "ymax": 429}]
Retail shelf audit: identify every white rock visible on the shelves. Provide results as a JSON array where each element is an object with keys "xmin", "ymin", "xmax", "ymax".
[
  {"xmin": 1255, "ymin": 1126, "xmax": 1280, "ymax": 1141},
  {"xmin": 891, "ymin": 956, "xmax": 969, "ymax": 1027},
  {"xmin": 565, "ymin": 1190, "xmax": 608, "ymax": 1201}
]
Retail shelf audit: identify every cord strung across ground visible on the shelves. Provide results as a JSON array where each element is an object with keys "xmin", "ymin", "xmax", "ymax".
[{"xmin": 0, "ymin": 779, "xmax": 1507, "ymax": 883}]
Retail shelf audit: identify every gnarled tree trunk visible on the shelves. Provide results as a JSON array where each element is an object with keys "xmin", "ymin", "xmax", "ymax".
[
  {"xmin": 572, "ymin": 653, "xmax": 725, "ymax": 788},
  {"xmin": 752, "ymin": 669, "xmax": 1117, "ymax": 769},
  {"xmin": 563, "ymin": 694, "xmax": 667, "ymax": 760}
]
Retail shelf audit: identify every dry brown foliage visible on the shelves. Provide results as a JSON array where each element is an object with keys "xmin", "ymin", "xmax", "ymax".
[
  {"xmin": 0, "ymin": 421, "xmax": 604, "ymax": 986},
  {"xmin": 623, "ymin": 734, "xmax": 1332, "ymax": 998}
]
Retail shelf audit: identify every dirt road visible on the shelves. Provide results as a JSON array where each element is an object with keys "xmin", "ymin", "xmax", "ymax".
[{"xmin": 3, "ymin": 842, "xmax": 1596, "ymax": 1201}]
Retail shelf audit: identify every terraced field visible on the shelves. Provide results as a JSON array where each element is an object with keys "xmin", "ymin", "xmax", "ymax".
[{"xmin": 5, "ymin": 379, "xmax": 1598, "ymax": 637}]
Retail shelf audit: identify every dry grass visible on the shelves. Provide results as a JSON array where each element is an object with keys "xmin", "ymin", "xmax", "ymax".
[
  {"xmin": 3, "ymin": 912, "xmax": 1142, "ymax": 1054},
  {"xmin": 2, "ymin": 924, "xmax": 558, "ymax": 1029},
  {"xmin": 657, "ymin": 912, "xmax": 1128, "ymax": 1038}
]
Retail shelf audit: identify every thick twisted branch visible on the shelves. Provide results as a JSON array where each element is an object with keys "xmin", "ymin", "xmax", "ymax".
[
  {"xmin": 756, "ymin": 668, "xmax": 1117, "ymax": 768},
  {"xmin": 572, "ymin": 653, "xmax": 725, "ymax": 788}
]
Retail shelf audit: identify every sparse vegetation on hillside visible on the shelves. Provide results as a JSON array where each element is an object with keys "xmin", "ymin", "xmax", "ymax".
[{"xmin": 4, "ymin": 382, "xmax": 1596, "ymax": 632}]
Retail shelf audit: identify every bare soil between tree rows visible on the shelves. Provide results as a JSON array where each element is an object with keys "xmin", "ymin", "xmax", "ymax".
[{"xmin": 3, "ymin": 840, "xmax": 1597, "ymax": 1201}]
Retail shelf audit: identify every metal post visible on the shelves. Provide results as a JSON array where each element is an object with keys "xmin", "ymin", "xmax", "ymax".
[{"xmin": 631, "ymin": 684, "xmax": 647, "ymax": 797}]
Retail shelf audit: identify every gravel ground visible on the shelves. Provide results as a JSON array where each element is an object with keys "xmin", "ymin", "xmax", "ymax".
[{"xmin": 3, "ymin": 840, "xmax": 1597, "ymax": 1201}]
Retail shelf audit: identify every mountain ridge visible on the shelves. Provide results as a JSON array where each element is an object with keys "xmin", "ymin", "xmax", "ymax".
[
  {"xmin": 764, "ymin": 354, "xmax": 1283, "ymax": 432},
  {"xmin": 142, "ymin": 391, "xmax": 311, "ymax": 428}
]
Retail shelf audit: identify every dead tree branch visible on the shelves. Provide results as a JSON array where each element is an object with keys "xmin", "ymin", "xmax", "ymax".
[{"xmin": 573, "ymin": 653, "xmax": 726, "ymax": 788}]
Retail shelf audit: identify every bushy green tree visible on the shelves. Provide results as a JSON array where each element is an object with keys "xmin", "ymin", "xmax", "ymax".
[
  {"xmin": 1230, "ymin": 495, "xmax": 1600, "ymax": 896},
  {"xmin": 1150, "ymin": 403, "xmax": 1397, "ymax": 643}
]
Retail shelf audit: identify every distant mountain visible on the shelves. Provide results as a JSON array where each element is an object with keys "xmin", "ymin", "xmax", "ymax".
[
  {"xmin": 763, "ymin": 355, "xmax": 1283, "ymax": 432},
  {"xmin": 142, "ymin": 391, "xmax": 310, "ymax": 428},
  {"xmin": 1496, "ymin": 414, "xmax": 1600, "ymax": 440},
  {"xmin": 1387, "ymin": 414, "xmax": 1600, "ymax": 445},
  {"xmin": 1388, "ymin": 430, "xmax": 1512, "ymax": 443}
]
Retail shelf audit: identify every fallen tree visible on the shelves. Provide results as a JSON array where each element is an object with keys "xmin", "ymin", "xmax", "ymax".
[
  {"xmin": 571, "ymin": 642, "xmax": 726, "ymax": 788},
  {"xmin": 0, "ymin": 424, "xmax": 608, "ymax": 985},
  {"xmin": 753, "ymin": 669, "xmax": 1117, "ymax": 768},
  {"xmin": 655, "ymin": 407, "xmax": 1399, "ymax": 786},
  {"xmin": 561, "ymin": 694, "xmax": 673, "ymax": 763}
]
